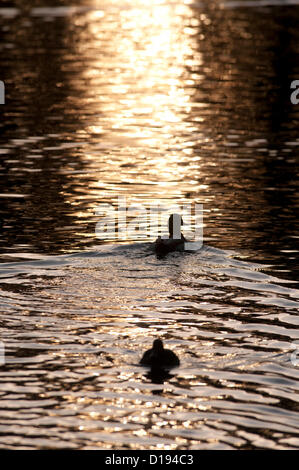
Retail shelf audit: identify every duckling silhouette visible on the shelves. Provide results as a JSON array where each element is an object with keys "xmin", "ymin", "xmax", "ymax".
[
  {"xmin": 140, "ymin": 339, "xmax": 180, "ymax": 368},
  {"xmin": 155, "ymin": 214, "xmax": 187, "ymax": 256}
]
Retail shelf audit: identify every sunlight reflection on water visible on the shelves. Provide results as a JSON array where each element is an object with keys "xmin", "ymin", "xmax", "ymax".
[{"xmin": 0, "ymin": 0, "xmax": 298, "ymax": 450}]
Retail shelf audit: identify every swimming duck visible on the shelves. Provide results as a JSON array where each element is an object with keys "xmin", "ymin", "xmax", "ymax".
[
  {"xmin": 140, "ymin": 339, "xmax": 180, "ymax": 368},
  {"xmin": 155, "ymin": 214, "xmax": 187, "ymax": 256}
]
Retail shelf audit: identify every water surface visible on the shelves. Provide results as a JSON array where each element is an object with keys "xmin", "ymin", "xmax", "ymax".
[{"xmin": 0, "ymin": 0, "xmax": 298, "ymax": 450}]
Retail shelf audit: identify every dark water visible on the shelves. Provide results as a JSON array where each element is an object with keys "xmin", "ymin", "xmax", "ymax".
[{"xmin": 0, "ymin": 0, "xmax": 298, "ymax": 450}]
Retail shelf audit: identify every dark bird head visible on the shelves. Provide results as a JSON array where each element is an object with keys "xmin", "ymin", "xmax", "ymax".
[{"xmin": 153, "ymin": 338, "xmax": 164, "ymax": 352}]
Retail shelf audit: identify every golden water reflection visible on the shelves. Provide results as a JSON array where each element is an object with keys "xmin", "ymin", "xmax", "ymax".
[
  {"xmin": 1, "ymin": 1, "xmax": 298, "ymax": 266},
  {"xmin": 1, "ymin": 1, "xmax": 299, "ymax": 451},
  {"xmin": 69, "ymin": 1, "xmax": 207, "ymax": 224}
]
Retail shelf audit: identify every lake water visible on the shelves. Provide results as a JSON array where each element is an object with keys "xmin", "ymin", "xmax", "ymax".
[{"xmin": 0, "ymin": 0, "xmax": 298, "ymax": 450}]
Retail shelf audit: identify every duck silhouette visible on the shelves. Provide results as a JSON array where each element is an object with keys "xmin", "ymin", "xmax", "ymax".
[
  {"xmin": 140, "ymin": 339, "xmax": 180, "ymax": 368},
  {"xmin": 154, "ymin": 214, "xmax": 187, "ymax": 256}
]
